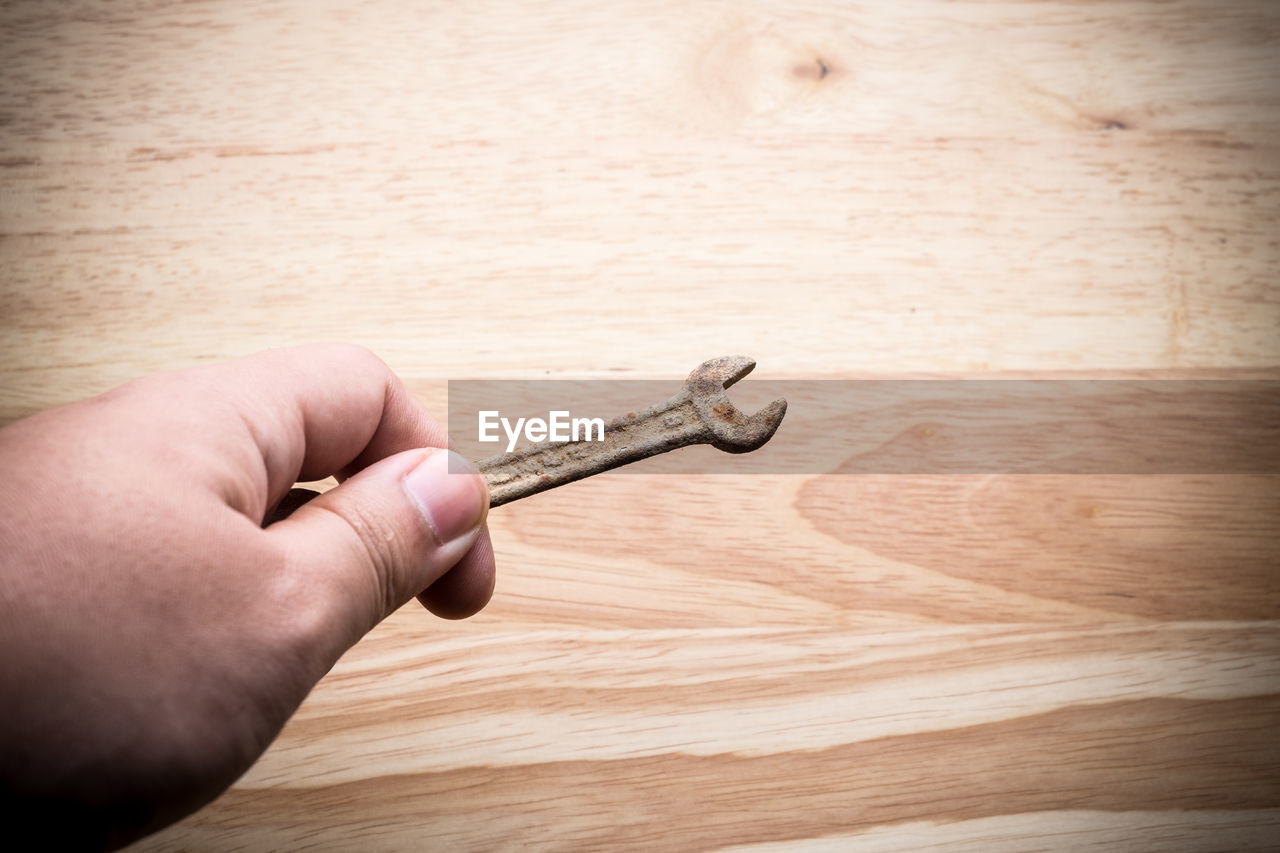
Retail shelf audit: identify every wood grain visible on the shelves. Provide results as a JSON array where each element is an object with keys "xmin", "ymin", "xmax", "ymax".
[{"xmin": 1, "ymin": 0, "xmax": 1277, "ymax": 849}]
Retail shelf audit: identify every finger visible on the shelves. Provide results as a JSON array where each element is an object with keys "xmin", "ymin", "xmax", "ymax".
[
  {"xmin": 144, "ymin": 344, "xmax": 449, "ymax": 516},
  {"xmin": 418, "ymin": 526, "xmax": 496, "ymax": 619},
  {"xmin": 241, "ymin": 344, "xmax": 447, "ymax": 492},
  {"xmin": 266, "ymin": 447, "xmax": 489, "ymax": 637}
]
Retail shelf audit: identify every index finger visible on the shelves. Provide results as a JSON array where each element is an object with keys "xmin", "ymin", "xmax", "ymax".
[{"xmin": 167, "ymin": 344, "xmax": 449, "ymax": 515}]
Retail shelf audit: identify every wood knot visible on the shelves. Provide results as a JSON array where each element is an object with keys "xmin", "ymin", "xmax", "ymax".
[{"xmin": 792, "ymin": 57, "xmax": 830, "ymax": 81}]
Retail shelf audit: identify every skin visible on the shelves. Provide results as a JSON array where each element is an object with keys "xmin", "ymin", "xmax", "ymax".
[{"xmin": 0, "ymin": 344, "xmax": 494, "ymax": 849}]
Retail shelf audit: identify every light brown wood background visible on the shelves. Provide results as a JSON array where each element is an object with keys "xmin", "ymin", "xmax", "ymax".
[{"xmin": 2, "ymin": 1, "xmax": 1278, "ymax": 849}]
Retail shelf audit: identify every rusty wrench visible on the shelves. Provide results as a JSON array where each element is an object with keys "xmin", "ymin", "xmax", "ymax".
[{"xmin": 476, "ymin": 356, "xmax": 787, "ymax": 507}]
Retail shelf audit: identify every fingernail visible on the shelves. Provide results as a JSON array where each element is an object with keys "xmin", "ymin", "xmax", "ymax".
[{"xmin": 403, "ymin": 450, "xmax": 488, "ymax": 546}]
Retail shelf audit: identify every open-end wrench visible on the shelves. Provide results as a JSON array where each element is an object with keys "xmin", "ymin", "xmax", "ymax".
[{"xmin": 476, "ymin": 356, "xmax": 787, "ymax": 507}]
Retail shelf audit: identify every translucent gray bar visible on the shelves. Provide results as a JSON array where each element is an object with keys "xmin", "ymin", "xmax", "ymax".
[{"xmin": 448, "ymin": 380, "xmax": 1279, "ymax": 475}]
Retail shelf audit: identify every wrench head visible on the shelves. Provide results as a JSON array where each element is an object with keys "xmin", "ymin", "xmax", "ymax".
[{"xmin": 687, "ymin": 356, "xmax": 788, "ymax": 453}]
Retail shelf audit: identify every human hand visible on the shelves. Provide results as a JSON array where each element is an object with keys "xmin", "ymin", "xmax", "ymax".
[{"xmin": 0, "ymin": 345, "xmax": 493, "ymax": 849}]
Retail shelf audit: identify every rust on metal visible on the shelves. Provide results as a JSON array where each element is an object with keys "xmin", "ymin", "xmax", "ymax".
[{"xmin": 476, "ymin": 355, "xmax": 787, "ymax": 507}]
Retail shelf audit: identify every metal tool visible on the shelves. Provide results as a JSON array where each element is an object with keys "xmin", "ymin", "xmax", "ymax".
[{"xmin": 476, "ymin": 356, "xmax": 787, "ymax": 507}]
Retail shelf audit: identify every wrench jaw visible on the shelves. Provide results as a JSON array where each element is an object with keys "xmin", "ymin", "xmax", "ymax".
[
  {"xmin": 688, "ymin": 355, "xmax": 758, "ymax": 389},
  {"xmin": 688, "ymin": 356, "xmax": 788, "ymax": 454}
]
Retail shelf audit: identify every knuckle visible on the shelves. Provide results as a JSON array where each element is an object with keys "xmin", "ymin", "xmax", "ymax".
[
  {"xmin": 331, "ymin": 498, "xmax": 412, "ymax": 616},
  {"xmin": 267, "ymin": 541, "xmax": 339, "ymax": 656},
  {"xmin": 315, "ymin": 342, "xmax": 387, "ymax": 372}
]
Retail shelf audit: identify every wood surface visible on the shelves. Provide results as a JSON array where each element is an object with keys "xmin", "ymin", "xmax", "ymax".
[{"xmin": 1, "ymin": 0, "xmax": 1277, "ymax": 850}]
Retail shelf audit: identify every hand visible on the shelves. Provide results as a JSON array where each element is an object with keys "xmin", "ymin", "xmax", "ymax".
[{"xmin": 0, "ymin": 345, "xmax": 493, "ymax": 849}]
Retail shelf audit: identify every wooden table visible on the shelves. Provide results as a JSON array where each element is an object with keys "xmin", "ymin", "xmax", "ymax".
[{"xmin": 2, "ymin": 1, "xmax": 1277, "ymax": 849}]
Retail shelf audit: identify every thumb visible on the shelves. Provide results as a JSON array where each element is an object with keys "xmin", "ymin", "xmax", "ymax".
[{"xmin": 267, "ymin": 447, "xmax": 489, "ymax": 637}]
